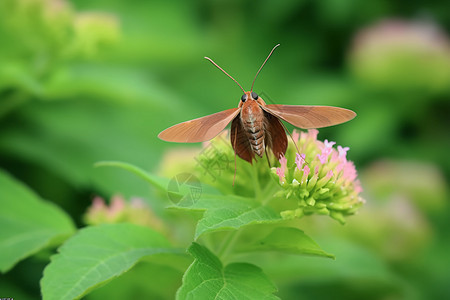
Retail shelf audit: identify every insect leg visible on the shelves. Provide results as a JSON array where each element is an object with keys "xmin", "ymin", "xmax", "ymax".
[
  {"xmin": 279, "ymin": 121, "xmax": 301, "ymax": 154},
  {"xmin": 233, "ymin": 124, "xmax": 238, "ymax": 186},
  {"xmin": 265, "ymin": 147, "xmax": 272, "ymax": 168}
]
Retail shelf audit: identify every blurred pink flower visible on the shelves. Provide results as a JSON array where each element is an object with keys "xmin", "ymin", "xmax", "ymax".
[
  {"xmin": 276, "ymin": 155, "xmax": 288, "ymax": 183},
  {"xmin": 292, "ymin": 130, "xmax": 300, "ymax": 143},
  {"xmin": 349, "ymin": 19, "xmax": 450, "ymax": 93},
  {"xmin": 84, "ymin": 195, "xmax": 166, "ymax": 232}
]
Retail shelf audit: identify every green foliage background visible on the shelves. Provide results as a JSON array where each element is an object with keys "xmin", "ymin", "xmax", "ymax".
[{"xmin": 0, "ymin": 0, "xmax": 449, "ymax": 299}]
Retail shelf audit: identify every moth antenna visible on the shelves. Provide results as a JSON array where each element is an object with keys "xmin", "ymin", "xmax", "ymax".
[
  {"xmin": 251, "ymin": 44, "xmax": 280, "ymax": 92},
  {"xmin": 205, "ymin": 57, "xmax": 245, "ymax": 94}
]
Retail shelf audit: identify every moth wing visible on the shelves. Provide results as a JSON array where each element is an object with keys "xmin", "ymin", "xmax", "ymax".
[
  {"xmin": 230, "ymin": 116, "xmax": 254, "ymax": 163},
  {"xmin": 158, "ymin": 108, "xmax": 240, "ymax": 143},
  {"xmin": 263, "ymin": 111, "xmax": 287, "ymax": 159},
  {"xmin": 262, "ymin": 105, "xmax": 356, "ymax": 129}
]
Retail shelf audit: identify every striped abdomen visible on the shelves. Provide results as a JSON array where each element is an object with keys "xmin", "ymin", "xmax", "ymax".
[{"xmin": 240, "ymin": 101, "xmax": 265, "ymax": 157}]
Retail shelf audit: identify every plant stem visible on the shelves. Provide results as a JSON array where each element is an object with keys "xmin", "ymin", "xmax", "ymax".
[{"xmin": 261, "ymin": 181, "xmax": 280, "ymax": 205}]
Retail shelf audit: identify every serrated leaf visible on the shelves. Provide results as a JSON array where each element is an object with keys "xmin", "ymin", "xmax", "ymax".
[
  {"xmin": 177, "ymin": 243, "xmax": 279, "ymax": 300},
  {"xmin": 171, "ymin": 195, "xmax": 282, "ymax": 239},
  {"xmin": 41, "ymin": 223, "xmax": 180, "ymax": 300},
  {"xmin": 0, "ymin": 169, "xmax": 76, "ymax": 272},
  {"xmin": 241, "ymin": 227, "xmax": 335, "ymax": 259}
]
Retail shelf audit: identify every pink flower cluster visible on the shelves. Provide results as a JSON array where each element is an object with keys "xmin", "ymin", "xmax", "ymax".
[{"xmin": 272, "ymin": 129, "xmax": 364, "ymax": 223}]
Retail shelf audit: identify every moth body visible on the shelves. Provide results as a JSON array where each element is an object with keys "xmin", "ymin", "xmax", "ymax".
[{"xmin": 241, "ymin": 97, "xmax": 265, "ymax": 158}]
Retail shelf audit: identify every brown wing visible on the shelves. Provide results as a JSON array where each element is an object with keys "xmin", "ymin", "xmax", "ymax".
[
  {"xmin": 264, "ymin": 111, "xmax": 287, "ymax": 159},
  {"xmin": 158, "ymin": 108, "xmax": 240, "ymax": 143},
  {"xmin": 230, "ymin": 116, "xmax": 254, "ymax": 163},
  {"xmin": 262, "ymin": 105, "xmax": 356, "ymax": 129}
]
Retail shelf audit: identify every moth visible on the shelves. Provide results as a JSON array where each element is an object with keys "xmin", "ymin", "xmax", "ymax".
[{"xmin": 158, "ymin": 44, "xmax": 356, "ymax": 164}]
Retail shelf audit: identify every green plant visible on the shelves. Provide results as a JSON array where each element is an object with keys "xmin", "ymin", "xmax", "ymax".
[{"xmin": 0, "ymin": 129, "xmax": 363, "ymax": 299}]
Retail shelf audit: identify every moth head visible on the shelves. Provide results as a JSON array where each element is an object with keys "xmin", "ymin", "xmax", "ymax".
[{"xmin": 240, "ymin": 91, "xmax": 259, "ymax": 104}]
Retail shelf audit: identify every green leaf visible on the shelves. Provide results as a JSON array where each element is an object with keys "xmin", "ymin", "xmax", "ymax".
[
  {"xmin": 95, "ymin": 160, "xmax": 170, "ymax": 194},
  {"xmin": 85, "ymin": 254, "xmax": 193, "ymax": 300},
  {"xmin": 41, "ymin": 223, "xmax": 180, "ymax": 300},
  {"xmin": 177, "ymin": 243, "xmax": 279, "ymax": 300},
  {"xmin": 171, "ymin": 195, "xmax": 282, "ymax": 239},
  {"xmin": 94, "ymin": 163, "xmax": 279, "ymax": 241},
  {"xmin": 251, "ymin": 238, "xmax": 404, "ymax": 292},
  {"xmin": 241, "ymin": 227, "xmax": 335, "ymax": 259},
  {"xmin": 0, "ymin": 169, "xmax": 75, "ymax": 272}
]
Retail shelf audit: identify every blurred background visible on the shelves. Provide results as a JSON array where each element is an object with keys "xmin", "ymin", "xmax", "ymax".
[{"xmin": 0, "ymin": 0, "xmax": 449, "ymax": 299}]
